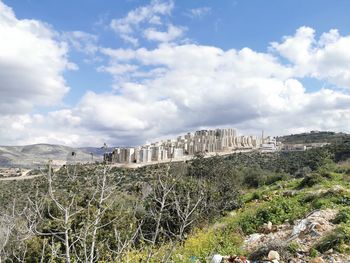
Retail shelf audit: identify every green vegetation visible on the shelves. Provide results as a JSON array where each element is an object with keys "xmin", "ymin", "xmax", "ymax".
[
  {"xmin": 315, "ymin": 225, "xmax": 350, "ymax": 253},
  {"xmin": 277, "ymin": 131, "xmax": 350, "ymax": 144},
  {"xmin": 287, "ymin": 241, "xmax": 300, "ymax": 254},
  {"xmin": 297, "ymin": 172, "xmax": 328, "ymax": 189},
  {"xmin": 332, "ymin": 208, "xmax": 350, "ymax": 224},
  {"xmin": 238, "ymin": 197, "xmax": 308, "ymax": 235},
  {"xmin": 0, "ymin": 133, "xmax": 350, "ymax": 262}
]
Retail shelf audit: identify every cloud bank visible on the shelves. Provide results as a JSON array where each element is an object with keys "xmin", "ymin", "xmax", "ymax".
[
  {"xmin": 0, "ymin": 1, "xmax": 73, "ymax": 114},
  {"xmin": 1, "ymin": 0, "xmax": 350, "ymax": 147}
]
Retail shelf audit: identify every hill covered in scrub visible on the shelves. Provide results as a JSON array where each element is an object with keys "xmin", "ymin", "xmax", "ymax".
[
  {"xmin": 0, "ymin": 137, "xmax": 349, "ymax": 262},
  {"xmin": 161, "ymin": 162, "xmax": 350, "ymax": 262},
  {"xmin": 0, "ymin": 144, "xmax": 104, "ymax": 168},
  {"xmin": 277, "ymin": 131, "xmax": 350, "ymax": 145}
]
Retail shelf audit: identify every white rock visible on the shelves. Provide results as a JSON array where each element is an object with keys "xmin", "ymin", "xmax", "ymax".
[
  {"xmin": 267, "ymin": 221, "xmax": 273, "ymax": 230},
  {"xmin": 291, "ymin": 219, "xmax": 308, "ymax": 237},
  {"xmin": 268, "ymin": 250, "xmax": 280, "ymax": 261},
  {"xmin": 245, "ymin": 233, "xmax": 263, "ymax": 243},
  {"xmin": 211, "ymin": 254, "xmax": 223, "ymax": 263}
]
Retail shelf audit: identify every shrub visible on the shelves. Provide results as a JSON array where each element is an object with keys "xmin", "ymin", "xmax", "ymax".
[
  {"xmin": 242, "ymin": 166, "xmax": 266, "ymax": 188},
  {"xmin": 310, "ymin": 188, "xmax": 350, "ymax": 209},
  {"xmin": 248, "ymin": 242, "xmax": 292, "ymax": 261},
  {"xmin": 309, "ymin": 247, "xmax": 318, "ymax": 257},
  {"xmin": 264, "ymin": 173, "xmax": 288, "ymax": 185},
  {"xmin": 251, "ymin": 191, "xmax": 262, "ymax": 201},
  {"xmin": 332, "ymin": 208, "xmax": 350, "ymax": 224},
  {"xmin": 297, "ymin": 173, "xmax": 324, "ymax": 189},
  {"xmin": 315, "ymin": 224, "xmax": 350, "ymax": 253},
  {"xmin": 287, "ymin": 241, "xmax": 300, "ymax": 254},
  {"xmin": 238, "ymin": 197, "xmax": 307, "ymax": 234}
]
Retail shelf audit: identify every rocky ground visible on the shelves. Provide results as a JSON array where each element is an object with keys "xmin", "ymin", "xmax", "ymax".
[
  {"xmin": 211, "ymin": 208, "xmax": 348, "ymax": 262},
  {"xmin": 206, "ymin": 180, "xmax": 350, "ymax": 263},
  {"xmin": 242, "ymin": 209, "xmax": 347, "ymax": 262}
]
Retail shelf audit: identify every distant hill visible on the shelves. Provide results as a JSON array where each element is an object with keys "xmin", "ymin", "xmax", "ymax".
[
  {"xmin": 0, "ymin": 144, "xmax": 104, "ymax": 168},
  {"xmin": 78, "ymin": 146, "xmax": 114, "ymax": 157},
  {"xmin": 277, "ymin": 131, "xmax": 350, "ymax": 144}
]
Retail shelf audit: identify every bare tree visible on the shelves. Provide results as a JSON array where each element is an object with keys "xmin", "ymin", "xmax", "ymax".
[
  {"xmin": 1, "ymin": 156, "xmax": 207, "ymax": 262},
  {"xmin": 32, "ymin": 157, "xmax": 138, "ymax": 262},
  {"xmin": 0, "ymin": 199, "xmax": 34, "ymax": 262},
  {"xmin": 72, "ymin": 164, "xmax": 118, "ymax": 263},
  {"xmin": 141, "ymin": 163, "xmax": 204, "ymax": 262}
]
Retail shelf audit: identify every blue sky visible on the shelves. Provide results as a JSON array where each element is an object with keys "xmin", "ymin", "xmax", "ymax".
[
  {"xmin": 7, "ymin": 0, "xmax": 350, "ymax": 102},
  {"xmin": 1, "ymin": 0, "xmax": 350, "ymax": 146}
]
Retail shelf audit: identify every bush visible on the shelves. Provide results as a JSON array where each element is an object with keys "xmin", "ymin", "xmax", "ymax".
[
  {"xmin": 242, "ymin": 166, "xmax": 265, "ymax": 188},
  {"xmin": 287, "ymin": 241, "xmax": 300, "ymax": 254},
  {"xmin": 264, "ymin": 173, "xmax": 288, "ymax": 185},
  {"xmin": 332, "ymin": 208, "xmax": 350, "ymax": 224},
  {"xmin": 297, "ymin": 173, "xmax": 324, "ymax": 189},
  {"xmin": 315, "ymin": 225, "xmax": 350, "ymax": 253},
  {"xmin": 238, "ymin": 197, "xmax": 307, "ymax": 234},
  {"xmin": 315, "ymin": 188, "xmax": 350, "ymax": 209},
  {"xmin": 248, "ymin": 242, "xmax": 292, "ymax": 261},
  {"xmin": 309, "ymin": 247, "xmax": 318, "ymax": 257},
  {"xmin": 251, "ymin": 191, "xmax": 262, "ymax": 201}
]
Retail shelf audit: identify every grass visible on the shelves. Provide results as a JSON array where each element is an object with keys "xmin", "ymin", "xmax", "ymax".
[
  {"xmin": 237, "ymin": 196, "xmax": 308, "ymax": 235},
  {"xmin": 170, "ymin": 171, "xmax": 350, "ymax": 260},
  {"xmin": 121, "ymin": 170, "xmax": 350, "ymax": 261},
  {"xmin": 332, "ymin": 207, "xmax": 350, "ymax": 224},
  {"xmin": 287, "ymin": 241, "xmax": 300, "ymax": 254},
  {"xmin": 315, "ymin": 224, "xmax": 350, "ymax": 253}
]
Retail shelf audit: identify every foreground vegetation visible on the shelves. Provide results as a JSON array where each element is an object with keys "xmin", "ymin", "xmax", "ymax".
[{"xmin": 0, "ymin": 135, "xmax": 349, "ymax": 262}]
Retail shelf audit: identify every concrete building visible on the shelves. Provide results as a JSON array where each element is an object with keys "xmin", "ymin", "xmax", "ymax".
[
  {"xmin": 260, "ymin": 136, "xmax": 277, "ymax": 152},
  {"xmin": 106, "ymin": 128, "xmax": 264, "ymax": 164}
]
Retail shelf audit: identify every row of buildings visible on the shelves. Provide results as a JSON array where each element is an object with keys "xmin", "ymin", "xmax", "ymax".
[{"xmin": 104, "ymin": 128, "xmax": 276, "ymax": 164}]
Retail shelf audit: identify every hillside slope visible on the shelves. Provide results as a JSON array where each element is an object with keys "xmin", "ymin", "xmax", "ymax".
[
  {"xmin": 1, "ymin": 136, "xmax": 349, "ymax": 262},
  {"xmin": 0, "ymin": 144, "xmax": 103, "ymax": 167},
  {"xmin": 158, "ymin": 166, "xmax": 350, "ymax": 262},
  {"xmin": 277, "ymin": 131, "xmax": 350, "ymax": 144}
]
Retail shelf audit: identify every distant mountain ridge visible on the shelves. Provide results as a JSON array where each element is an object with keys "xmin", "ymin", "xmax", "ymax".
[
  {"xmin": 277, "ymin": 131, "xmax": 350, "ymax": 144},
  {"xmin": 0, "ymin": 144, "xmax": 105, "ymax": 168}
]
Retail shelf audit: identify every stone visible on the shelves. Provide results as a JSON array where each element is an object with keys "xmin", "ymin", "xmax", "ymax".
[
  {"xmin": 326, "ymin": 248, "xmax": 333, "ymax": 254},
  {"xmin": 309, "ymin": 257, "xmax": 325, "ymax": 263},
  {"xmin": 268, "ymin": 250, "xmax": 280, "ymax": 261},
  {"xmin": 245, "ymin": 233, "xmax": 263, "ymax": 243},
  {"xmin": 261, "ymin": 221, "xmax": 274, "ymax": 233},
  {"xmin": 267, "ymin": 221, "xmax": 273, "ymax": 230},
  {"xmin": 314, "ymin": 223, "xmax": 322, "ymax": 230},
  {"xmin": 211, "ymin": 254, "xmax": 223, "ymax": 263}
]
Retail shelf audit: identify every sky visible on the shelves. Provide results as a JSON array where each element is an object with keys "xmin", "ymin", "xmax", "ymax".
[{"xmin": 1, "ymin": 0, "xmax": 350, "ymax": 147}]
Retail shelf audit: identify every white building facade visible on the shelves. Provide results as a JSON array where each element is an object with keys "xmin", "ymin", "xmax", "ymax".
[{"xmin": 105, "ymin": 128, "xmax": 264, "ymax": 164}]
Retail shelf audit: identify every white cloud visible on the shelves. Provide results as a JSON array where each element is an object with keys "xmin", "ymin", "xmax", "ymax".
[
  {"xmin": 98, "ymin": 63, "xmax": 138, "ymax": 76},
  {"xmin": 0, "ymin": 111, "xmax": 97, "ymax": 146},
  {"xmin": 0, "ymin": 1, "xmax": 84, "ymax": 146},
  {"xmin": 0, "ymin": 0, "xmax": 72, "ymax": 114},
  {"xmin": 61, "ymin": 31, "xmax": 98, "ymax": 54},
  {"xmin": 2, "ymin": 9, "xmax": 350, "ymax": 148},
  {"xmin": 272, "ymin": 26, "xmax": 350, "ymax": 88},
  {"xmin": 186, "ymin": 7, "xmax": 211, "ymax": 18},
  {"xmin": 120, "ymin": 34, "xmax": 139, "ymax": 47},
  {"xmin": 271, "ymin": 26, "xmax": 315, "ymax": 66},
  {"xmin": 82, "ymin": 40, "xmax": 350, "ymax": 145},
  {"xmin": 144, "ymin": 24, "xmax": 185, "ymax": 42},
  {"xmin": 110, "ymin": 0, "xmax": 174, "ymax": 45},
  {"xmin": 149, "ymin": 15, "xmax": 162, "ymax": 25}
]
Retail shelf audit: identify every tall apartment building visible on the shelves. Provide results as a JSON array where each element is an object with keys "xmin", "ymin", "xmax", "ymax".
[{"xmin": 106, "ymin": 128, "xmax": 263, "ymax": 164}]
